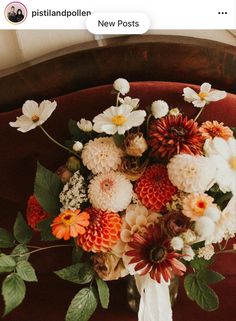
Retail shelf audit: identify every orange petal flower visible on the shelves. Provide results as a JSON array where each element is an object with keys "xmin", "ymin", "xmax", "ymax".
[
  {"xmin": 182, "ymin": 193, "xmax": 214, "ymax": 221},
  {"xmin": 77, "ymin": 207, "xmax": 121, "ymax": 253},
  {"xmin": 51, "ymin": 209, "xmax": 90, "ymax": 241},
  {"xmin": 199, "ymin": 120, "xmax": 233, "ymax": 140}
]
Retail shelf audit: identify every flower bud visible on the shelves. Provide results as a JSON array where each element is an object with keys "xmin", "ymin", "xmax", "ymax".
[
  {"xmin": 124, "ymin": 133, "xmax": 148, "ymax": 157},
  {"xmin": 151, "ymin": 100, "xmax": 169, "ymax": 119}
]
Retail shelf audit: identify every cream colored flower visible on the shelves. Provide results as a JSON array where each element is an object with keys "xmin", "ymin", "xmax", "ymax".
[
  {"xmin": 9, "ymin": 100, "xmax": 57, "ymax": 133},
  {"xmin": 93, "ymin": 105, "xmax": 146, "ymax": 135},
  {"xmin": 204, "ymin": 137, "xmax": 236, "ymax": 194},
  {"xmin": 167, "ymin": 154, "xmax": 216, "ymax": 193},
  {"xmin": 113, "ymin": 78, "xmax": 130, "ymax": 95},
  {"xmin": 93, "ymin": 252, "xmax": 128, "ymax": 281},
  {"xmin": 82, "ymin": 137, "xmax": 123, "ymax": 174},
  {"xmin": 198, "ymin": 244, "xmax": 215, "ymax": 260},
  {"xmin": 169, "ymin": 108, "xmax": 180, "ymax": 116},
  {"xmin": 180, "ymin": 229, "xmax": 197, "ymax": 244},
  {"xmin": 171, "ymin": 237, "xmax": 184, "ymax": 251},
  {"xmin": 183, "ymin": 83, "xmax": 226, "ymax": 108},
  {"xmin": 119, "ymin": 96, "xmax": 139, "ymax": 109},
  {"xmin": 73, "ymin": 141, "xmax": 83, "ymax": 152},
  {"xmin": 182, "ymin": 193, "xmax": 215, "ymax": 221},
  {"xmin": 120, "ymin": 203, "xmax": 160, "ymax": 244},
  {"xmin": 183, "ymin": 245, "xmax": 195, "ymax": 261},
  {"xmin": 77, "ymin": 118, "xmax": 93, "ymax": 132},
  {"xmin": 88, "ymin": 171, "xmax": 133, "ymax": 212},
  {"xmin": 151, "ymin": 100, "xmax": 169, "ymax": 118}
]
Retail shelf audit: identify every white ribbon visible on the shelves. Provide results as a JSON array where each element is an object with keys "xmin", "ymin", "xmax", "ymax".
[{"xmin": 134, "ymin": 274, "xmax": 173, "ymax": 321}]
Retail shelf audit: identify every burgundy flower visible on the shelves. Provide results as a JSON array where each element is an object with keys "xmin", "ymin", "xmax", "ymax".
[
  {"xmin": 126, "ymin": 225, "xmax": 186, "ymax": 283},
  {"xmin": 163, "ymin": 211, "xmax": 191, "ymax": 237}
]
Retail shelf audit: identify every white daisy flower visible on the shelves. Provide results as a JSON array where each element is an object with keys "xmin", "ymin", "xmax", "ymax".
[
  {"xmin": 118, "ymin": 96, "xmax": 140, "ymax": 109},
  {"xmin": 183, "ymin": 83, "xmax": 226, "ymax": 108},
  {"xmin": 93, "ymin": 104, "xmax": 146, "ymax": 135},
  {"xmin": 204, "ymin": 137, "xmax": 236, "ymax": 194},
  {"xmin": 9, "ymin": 100, "xmax": 57, "ymax": 133},
  {"xmin": 113, "ymin": 78, "xmax": 130, "ymax": 95}
]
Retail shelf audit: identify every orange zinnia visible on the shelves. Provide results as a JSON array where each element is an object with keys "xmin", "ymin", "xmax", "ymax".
[
  {"xmin": 200, "ymin": 120, "xmax": 233, "ymax": 140},
  {"xmin": 51, "ymin": 209, "xmax": 90, "ymax": 240}
]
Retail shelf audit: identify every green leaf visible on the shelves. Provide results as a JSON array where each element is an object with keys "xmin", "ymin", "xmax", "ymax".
[
  {"xmin": 0, "ymin": 254, "xmax": 16, "ymax": 273},
  {"xmin": 55, "ymin": 262, "xmax": 94, "ymax": 285},
  {"xmin": 13, "ymin": 212, "xmax": 33, "ymax": 244},
  {"xmin": 34, "ymin": 162, "xmax": 62, "ymax": 216},
  {"xmin": 0, "ymin": 228, "xmax": 14, "ymax": 248},
  {"xmin": 113, "ymin": 133, "xmax": 125, "ymax": 147},
  {"xmin": 16, "ymin": 261, "xmax": 37, "ymax": 282},
  {"xmin": 191, "ymin": 241, "xmax": 205, "ymax": 250},
  {"xmin": 190, "ymin": 256, "xmax": 214, "ymax": 271},
  {"xmin": 184, "ymin": 273, "xmax": 219, "ymax": 311},
  {"xmin": 197, "ymin": 270, "xmax": 225, "ymax": 285},
  {"xmin": 66, "ymin": 287, "xmax": 98, "ymax": 321},
  {"xmin": 2, "ymin": 273, "xmax": 26, "ymax": 316},
  {"xmin": 36, "ymin": 218, "xmax": 56, "ymax": 241},
  {"xmin": 11, "ymin": 245, "xmax": 29, "ymax": 262},
  {"xmin": 96, "ymin": 277, "xmax": 109, "ymax": 309}
]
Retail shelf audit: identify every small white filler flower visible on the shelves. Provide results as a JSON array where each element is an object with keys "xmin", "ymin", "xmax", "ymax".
[
  {"xmin": 113, "ymin": 78, "xmax": 130, "ymax": 95},
  {"xmin": 151, "ymin": 100, "xmax": 169, "ymax": 118},
  {"xmin": 77, "ymin": 118, "xmax": 93, "ymax": 132}
]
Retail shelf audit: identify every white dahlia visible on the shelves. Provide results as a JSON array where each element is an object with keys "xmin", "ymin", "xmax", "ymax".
[
  {"xmin": 167, "ymin": 154, "xmax": 216, "ymax": 193},
  {"xmin": 120, "ymin": 203, "xmax": 160, "ymax": 243},
  {"xmin": 59, "ymin": 171, "xmax": 88, "ymax": 211},
  {"xmin": 88, "ymin": 171, "xmax": 133, "ymax": 212},
  {"xmin": 204, "ymin": 137, "xmax": 236, "ymax": 194},
  {"xmin": 81, "ymin": 137, "xmax": 123, "ymax": 175}
]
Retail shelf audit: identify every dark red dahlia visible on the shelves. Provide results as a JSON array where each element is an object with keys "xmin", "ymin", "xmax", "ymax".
[
  {"xmin": 126, "ymin": 225, "xmax": 186, "ymax": 283},
  {"xmin": 26, "ymin": 195, "xmax": 50, "ymax": 231},
  {"xmin": 163, "ymin": 211, "xmax": 190, "ymax": 237},
  {"xmin": 135, "ymin": 164, "xmax": 177, "ymax": 212},
  {"xmin": 148, "ymin": 114, "xmax": 204, "ymax": 159}
]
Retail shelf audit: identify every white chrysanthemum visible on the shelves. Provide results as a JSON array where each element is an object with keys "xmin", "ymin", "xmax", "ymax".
[
  {"xmin": 151, "ymin": 100, "xmax": 169, "ymax": 119},
  {"xmin": 118, "ymin": 96, "xmax": 139, "ymax": 109},
  {"xmin": 183, "ymin": 245, "xmax": 195, "ymax": 261},
  {"xmin": 183, "ymin": 82, "xmax": 226, "ymax": 108},
  {"xmin": 204, "ymin": 137, "xmax": 236, "ymax": 194},
  {"xmin": 167, "ymin": 154, "xmax": 216, "ymax": 193},
  {"xmin": 120, "ymin": 204, "xmax": 160, "ymax": 243},
  {"xmin": 113, "ymin": 78, "xmax": 130, "ymax": 95},
  {"xmin": 77, "ymin": 118, "xmax": 93, "ymax": 132},
  {"xmin": 82, "ymin": 137, "xmax": 123, "ymax": 174},
  {"xmin": 198, "ymin": 244, "xmax": 215, "ymax": 260},
  {"xmin": 59, "ymin": 171, "xmax": 88, "ymax": 211},
  {"xmin": 93, "ymin": 105, "xmax": 146, "ymax": 135},
  {"xmin": 9, "ymin": 100, "xmax": 57, "ymax": 133},
  {"xmin": 88, "ymin": 171, "xmax": 133, "ymax": 212},
  {"xmin": 171, "ymin": 237, "xmax": 184, "ymax": 251}
]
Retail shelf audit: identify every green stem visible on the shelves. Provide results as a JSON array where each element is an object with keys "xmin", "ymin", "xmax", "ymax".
[
  {"xmin": 216, "ymin": 249, "xmax": 236, "ymax": 254},
  {"xmin": 146, "ymin": 114, "xmax": 152, "ymax": 132},
  {"xmin": 194, "ymin": 106, "xmax": 205, "ymax": 122},
  {"xmin": 39, "ymin": 125, "xmax": 78, "ymax": 157},
  {"xmin": 116, "ymin": 92, "xmax": 120, "ymax": 107},
  {"xmin": 10, "ymin": 244, "xmax": 72, "ymax": 258}
]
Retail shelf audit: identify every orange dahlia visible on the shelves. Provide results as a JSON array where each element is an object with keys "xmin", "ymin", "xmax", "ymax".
[
  {"xmin": 126, "ymin": 225, "xmax": 186, "ymax": 283},
  {"xmin": 199, "ymin": 120, "xmax": 233, "ymax": 141},
  {"xmin": 51, "ymin": 209, "xmax": 90, "ymax": 240},
  {"xmin": 77, "ymin": 207, "xmax": 122, "ymax": 253},
  {"xmin": 26, "ymin": 195, "xmax": 50, "ymax": 231},
  {"xmin": 135, "ymin": 164, "xmax": 177, "ymax": 212},
  {"xmin": 148, "ymin": 114, "xmax": 204, "ymax": 159}
]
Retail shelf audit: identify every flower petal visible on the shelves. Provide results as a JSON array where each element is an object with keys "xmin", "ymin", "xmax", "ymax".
[
  {"xmin": 22, "ymin": 100, "xmax": 39, "ymax": 118},
  {"xmin": 207, "ymin": 90, "xmax": 227, "ymax": 102},
  {"xmin": 200, "ymin": 82, "xmax": 211, "ymax": 93},
  {"xmin": 38, "ymin": 100, "xmax": 57, "ymax": 123}
]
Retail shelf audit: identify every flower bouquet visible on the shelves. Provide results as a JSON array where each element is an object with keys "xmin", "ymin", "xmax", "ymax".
[{"xmin": 1, "ymin": 78, "xmax": 236, "ymax": 321}]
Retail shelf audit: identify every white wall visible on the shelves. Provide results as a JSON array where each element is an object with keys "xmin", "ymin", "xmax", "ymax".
[{"xmin": 0, "ymin": 30, "xmax": 235, "ymax": 71}]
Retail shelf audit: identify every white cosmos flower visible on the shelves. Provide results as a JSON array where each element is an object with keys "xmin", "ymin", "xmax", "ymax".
[
  {"xmin": 118, "ymin": 96, "xmax": 140, "ymax": 109},
  {"xmin": 9, "ymin": 100, "xmax": 57, "ymax": 133},
  {"xmin": 204, "ymin": 137, "xmax": 236, "ymax": 194},
  {"xmin": 113, "ymin": 78, "xmax": 130, "ymax": 95},
  {"xmin": 93, "ymin": 104, "xmax": 146, "ymax": 135},
  {"xmin": 183, "ymin": 83, "xmax": 226, "ymax": 108}
]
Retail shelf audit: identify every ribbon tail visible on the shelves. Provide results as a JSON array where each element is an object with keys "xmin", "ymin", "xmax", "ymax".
[{"xmin": 135, "ymin": 274, "xmax": 173, "ymax": 321}]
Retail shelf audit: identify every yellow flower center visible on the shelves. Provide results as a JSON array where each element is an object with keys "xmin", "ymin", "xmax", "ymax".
[
  {"xmin": 31, "ymin": 115, "xmax": 40, "ymax": 123},
  {"xmin": 198, "ymin": 92, "xmax": 208, "ymax": 101},
  {"xmin": 229, "ymin": 156, "xmax": 236, "ymax": 170},
  {"xmin": 112, "ymin": 114, "xmax": 127, "ymax": 126},
  {"xmin": 61, "ymin": 213, "xmax": 75, "ymax": 225}
]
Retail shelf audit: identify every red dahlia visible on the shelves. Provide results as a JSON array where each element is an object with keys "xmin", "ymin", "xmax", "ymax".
[
  {"xmin": 26, "ymin": 195, "xmax": 50, "ymax": 231},
  {"xmin": 126, "ymin": 225, "xmax": 186, "ymax": 283},
  {"xmin": 148, "ymin": 114, "xmax": 204, "ymax": 159},
  {"xmin": 135, "ymin": 164, "xmax": 177, "ymax": 211}
]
